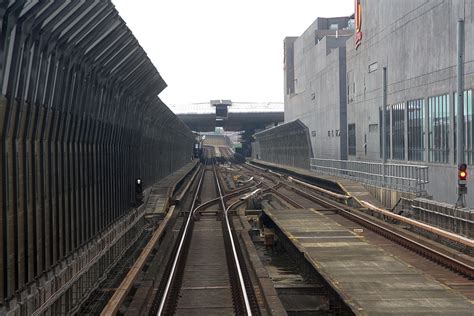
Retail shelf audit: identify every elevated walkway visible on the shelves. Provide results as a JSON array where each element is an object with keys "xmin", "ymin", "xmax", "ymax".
[
  {"xmin": 250, "ymin": 159, "xmax": 385, "ymax": 209},
  {"xmin": 263, "ymin": 208, "xmax": 474, "ymax": 315}
]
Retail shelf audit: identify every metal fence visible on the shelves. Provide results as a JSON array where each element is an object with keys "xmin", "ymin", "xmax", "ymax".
[{"xmin": 310, "ymin": 158, "xmax": 429, "ymax": 193}]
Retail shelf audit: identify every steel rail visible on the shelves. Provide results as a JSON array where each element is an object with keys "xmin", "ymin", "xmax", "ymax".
[
  {"xmin": 213, "ymin": 163, "xmax": 253, "ymax": 315},
  {"xmin": 242, "ymin": 162, "xmax": 474, "ymax": 279},
  {"xmin": 156, "ymin": 160, "xmax": 259, "ymax": 315},
  {"xmin": 194, "ymin": 182, "xmax": 263, "ymax": 215},
  {"xmin": 269, "ymin": 187, "xmax": 305, "ymax": 209},
  {"xmin": 156, "ymin": 163, "xmax": 206, "ymax": 315}
]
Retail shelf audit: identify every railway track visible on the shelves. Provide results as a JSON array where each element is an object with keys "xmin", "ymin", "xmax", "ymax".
[
  {"xmin": 102, "ymin": 147, "xmax": 473, "ymax": 314},
  {"xmin": 150, "ymin": 158, "xmax": 260, "ymax": 315},
  {"xmin": 235, "ymin": 160, "xmax": 474, "ymax": 298}
]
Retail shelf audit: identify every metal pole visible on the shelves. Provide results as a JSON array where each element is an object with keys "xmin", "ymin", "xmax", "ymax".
[
  {"xmin": 382, "ymin": 67, "xmax": 387, "ymax": 187},
  {"xmin": 456, "ymin": 19, "xmax": 465, "ymax": 208}
]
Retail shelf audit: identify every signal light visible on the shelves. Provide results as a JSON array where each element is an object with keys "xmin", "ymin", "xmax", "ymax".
[{"xmin": 458, "ymin": 163, "xmax": 468, "ymax": 181}]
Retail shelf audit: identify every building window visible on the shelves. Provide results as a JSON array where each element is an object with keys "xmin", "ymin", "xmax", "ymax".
[
  {"xmin": 369, "ymin": 124, "xmax": 378, "ymax": 133},
  {"xmin": 392, "ymin": 103, "xmax": 405, "ymax": 160},
  {"xmin": 348, "ymin": 123, "xmax": 356, "ymax": 156},
  {"xmin": 379, "ymin": 106, "xmax": 391, "ymax": 159},
  {"xmin": 428, "ymin": 94, "xmax": 450, "ymax": 163},
  {"xmin": 408, "ymin": 99, "xmax": 425, "ymax": 161},
  {"xmin": 454, "ymin": 90, "xmax": 474, "ymax": 164}
]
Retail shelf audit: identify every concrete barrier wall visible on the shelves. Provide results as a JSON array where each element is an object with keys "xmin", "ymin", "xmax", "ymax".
[
  {"xmin": 0, "ymin": 0, "xmax": 193, "ymax": 306},
  {"xmin": 253, "ymin": 119, "xmax": 313, "ymax": 169}
]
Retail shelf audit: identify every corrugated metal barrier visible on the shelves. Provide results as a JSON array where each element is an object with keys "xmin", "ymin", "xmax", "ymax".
[
  {"xmin": 0, "ymin": 1, "xmax": 194, "ymax": 313},
  {"xmin": 252, "ymin": 119, "xmax": 313, "ymax": 169}
]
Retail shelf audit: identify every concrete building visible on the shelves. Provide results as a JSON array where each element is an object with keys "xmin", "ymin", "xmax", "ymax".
[
  {"xmin": 346, "ymin": 0, "xmax": 473, "ymax": 205},
  {"xmin": 284, "ymin": 17, "xmax": 353, "ymax": 159},
  {"xmin": 283, "ymin": 0, "xmax": 474, "ymax": 206}
]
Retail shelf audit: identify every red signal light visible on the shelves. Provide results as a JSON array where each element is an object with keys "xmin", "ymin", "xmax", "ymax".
[{"xmin": 458, "ymin": 164, "xmax": 468, "ymax": 181}]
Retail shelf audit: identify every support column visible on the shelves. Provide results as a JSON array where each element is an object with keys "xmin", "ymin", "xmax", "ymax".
[{"xmin": 382, "ymin": 67, "xmax": 387, "ymax": 187}]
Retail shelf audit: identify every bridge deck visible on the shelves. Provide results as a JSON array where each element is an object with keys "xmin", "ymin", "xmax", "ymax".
[{"xmin": 263, "ymin": 208, "xmax": 474, "ymax": 315}]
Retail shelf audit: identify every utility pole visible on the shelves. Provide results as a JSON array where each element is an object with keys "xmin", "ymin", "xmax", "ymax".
[{"xmin": 456, "ymin": 19, "xmax": 466, "ymax": 208}]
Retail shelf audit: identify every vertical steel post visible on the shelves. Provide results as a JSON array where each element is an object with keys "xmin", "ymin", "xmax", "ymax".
[
  {"xmin": 382, "ymin": 67, "xmax": 387, "ymax": 187},
  {"xmin": 456, "ymin": 19, "xmax": 465, "ymax": 208}
]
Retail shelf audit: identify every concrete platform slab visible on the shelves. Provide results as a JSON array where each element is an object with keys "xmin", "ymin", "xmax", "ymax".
[{"xmin": 264, "ymin": 208, "xmax": 474, "ymax": 315}]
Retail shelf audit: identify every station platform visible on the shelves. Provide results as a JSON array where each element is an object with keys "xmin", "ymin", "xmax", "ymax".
[
  {"xmin": 250, "ymin": 159, "xmax": 385, "ymax": 209},
  {"xmin": 263, "ymin": 208, "xmax": 474, "ymax": 315}
]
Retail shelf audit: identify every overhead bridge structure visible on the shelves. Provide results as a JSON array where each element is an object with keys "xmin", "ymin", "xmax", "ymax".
[
  {"xmin": 0, "ymin": 1, "xmax": 193, "ymax": 314},
  {"xmin": 169, "ymin": 100, "xmax": 284, "ymax": 132}
]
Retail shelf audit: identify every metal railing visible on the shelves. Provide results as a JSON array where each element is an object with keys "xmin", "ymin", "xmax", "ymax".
[{"xmin": 310, "ymin": 158, "xmax": 429, "ymax": 193}]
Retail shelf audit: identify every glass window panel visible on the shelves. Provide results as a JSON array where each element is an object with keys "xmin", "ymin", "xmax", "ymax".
[
  {"xmin": 348, "ymin": 123, "xmax": 356, "ymax": 156},
  {"xmin": 408, "ymin": 99, "xmax": 425, "ymax": 161},
  {"xmin": 428, "ymin": 94, "xmax": 449, "ymax": 163},
  {"xmin": 391, "ymin": 102, "xmax": 405, "ymax": 160},
  {"xmin": 454, "ymin": 90, "xmax": 473, "ymax": 164}
]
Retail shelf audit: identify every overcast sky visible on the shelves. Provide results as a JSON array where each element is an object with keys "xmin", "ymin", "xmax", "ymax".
[{"xmin": 112, "ymin": 0, "xmax": 354, "ymax": 106}]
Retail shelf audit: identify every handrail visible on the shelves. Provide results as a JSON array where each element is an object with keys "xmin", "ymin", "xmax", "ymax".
[
  {"xmin": 312, "ymin": 157, "xmax": 429, "ymax": 169},
  {"xmin": 310, "ymin": 158, "xmax": 429, "ymax": 193}
]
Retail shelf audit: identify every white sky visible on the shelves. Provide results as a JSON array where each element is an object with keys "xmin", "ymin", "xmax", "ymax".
[{"xmin": 112, "ymin": 0, "xmax": 354, "ymax": 105}]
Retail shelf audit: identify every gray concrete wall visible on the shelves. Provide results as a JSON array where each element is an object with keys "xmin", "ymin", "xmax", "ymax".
[
  {"xmin": 346, "ymin": 0, "xmax": 474, "ymax": 206},
  {"xmin": 284, "ymin": 21, "xmax": 353, "ymax": 160},
  {"xmin": 284, "ymin": 37, "xmax": 297, "ymax": 97}
]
